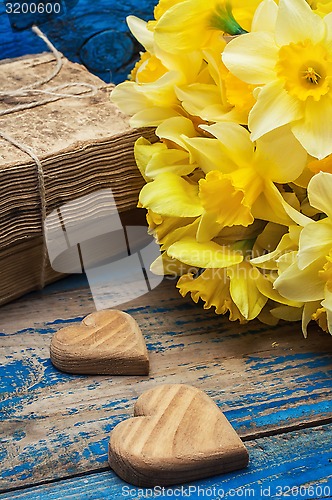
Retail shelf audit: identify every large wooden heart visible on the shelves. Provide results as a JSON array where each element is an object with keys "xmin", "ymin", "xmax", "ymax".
[
  {"xmin": 108, "ymin": 384, "xmax": 248, "ymax": 486},
  {"xmin": 50, "ymin": 310, "xmax": 149, "ymax": 375}
]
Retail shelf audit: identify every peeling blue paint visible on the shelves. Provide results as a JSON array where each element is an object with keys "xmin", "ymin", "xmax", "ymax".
[
  {"xmin": 247, "ymin": 352, "xmax": 332, "ymax": 372},
  {"xmin": 1, "ymin": 277, "xmax": 332, "ymax": 494},
  {"xmin": 46, "ymin": 317, "xmax": 85, "ymax": 326},
  {"xmin": 1, "ymin": 425, "xmax": 331, "ymax": 499}
]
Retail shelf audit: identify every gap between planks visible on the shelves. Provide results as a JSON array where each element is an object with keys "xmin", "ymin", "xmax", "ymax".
[{"xmin": 1, "ymin": 416, "xmax": 331, "ymax": 496}]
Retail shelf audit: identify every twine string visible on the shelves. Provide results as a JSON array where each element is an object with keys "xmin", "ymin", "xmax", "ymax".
[{"xmin": 0, "ymin": 25, "xmax": 99, "ymax": 289}]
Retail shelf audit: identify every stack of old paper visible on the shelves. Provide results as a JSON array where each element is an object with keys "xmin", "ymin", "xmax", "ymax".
[{"xmin": 0, "ymin": 52, "xmax": 154, "ymax": 305}]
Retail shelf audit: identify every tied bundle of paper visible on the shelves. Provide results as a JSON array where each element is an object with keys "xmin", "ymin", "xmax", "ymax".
[{"xmin": 0, "ymin": 52, "xmax": 154, "ymax": 306}]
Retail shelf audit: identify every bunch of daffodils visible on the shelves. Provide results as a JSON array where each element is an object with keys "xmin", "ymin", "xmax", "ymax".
[{"xmin": 112, "ymin": 0, "xmax": 332, "ymax": 336}]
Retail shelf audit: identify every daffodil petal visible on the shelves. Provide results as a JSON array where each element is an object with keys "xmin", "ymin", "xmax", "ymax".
[
  {"xmin": 325, "ymin": 12, "xmax": 332, "ymax": 43},
  {"xmin": 133, "ymin": 71, "xmax": 179, "ymax": 105},
  {"xmin": 127, "ymin": 16, "xmax": 154, "ymax": 53},
  {"xmin": 307, "ymin": 171, "xmax": 332, "ymax": 218},
  {"xmin": 156, "ymin": 116, "xmax": 197, "ymax": 146},
  {"xmin": 302, "ymin": 301, "xmax": 321, "ymax": 337},
  {"xmin": 159, "ymin": 218, "xmax": 200, "ymax": 250},
  {"xmin": 148, "ymin": 160, "xmax": 196, "ymax": 178},
  {"xmin": 147, "ymin": 150, "xmax": 196, "ymax": 178},
  {"xmin": 277, "ymin": 250, "xmax": 297, "ymax": 273},
  {"xmin": 298, "ymin": 220, "xmax": 332, "ymax": 269},
  {"xmin": 154, "ymin": 0, "xmax": 211, "ymax": 53},
  {"xmin": 271, "ymin": 305, "xmax": 303, "ymax": 322},
  {"xmin": 278, "ymin": 196, "xmax": 312, "ymax": 227},
  {"xmin": 275, "ymin": 256, "xmax": 325, "ymax": 301},
  {"xmin": 176, "ymin": 269, "xmax": 245, "ymax": 321},
  {"xmin": 153, "ymin": 47, "xmax": 203, "ymax": 82},
  {"xmin": 252, "ymin": 0, "xmax": 278, "ymax": 32},
  {"xmin": 322, "ymin": 287, "xmax": 332, "ymax": 311},
  {"xmin": 175, "ymin": 84, "xmax": 223, "ymax": 119},
  {"xmin": 255, "ymin": 126, "xmax": 307, "ymax": 183},
  {"xmin": 325, "ymin": 308, "xmax": 332, "ymax": 335},
  {"xmin": 150, "ymin": 253, "xmax": 195, "ymax": 276},
  {"xmin": 201, "ymin": 106, "xmax": 248, "ymax": 125},
  {"xmin": 276, "ymin": 0, "xmax": 325, "ymax": 46},
  {"xmin": 200, "ymin": 122, "xmax": 254, "ymax": 168},
  {"xmin": 139, "ymin": 173, "xmax": 203, "ymax": 217},
  {"xmin": 167, "ymin": 237, "xmax": 243, "ymax": 268},
  {"xmin": 134, "ymin": 138, "xmax": 166, "ymax": 180},
  {"xmin": 111, "ymin": 82, "xmax": 150, "ymax": 115},
  {"xmin": 256, "ymin": 221, "xmax": 294, "ymax": 253},
  {"xmin": 228, "ymin": 263, "xmax": 268, "ymax": 320},
  {"xmin": 196, "ymin": 211, "xmax": 223, "ymax": 243},
  {"xmin": 252, "ymin": 182, "xmax": 309, "ymax": 226},
  {"xmin": 256, "ymin": 273, "xmax": 302, "ymax": 306},
  {"xmin": 182, "ymin": 137, "xmax": 236, "ymax": 173},
  {"xmin": 291, "ymin": 97, "xmax": 332, "ymax": 159},
  {"xmin": 130, "ymin": 107, "xmax": 180, "ymax": 128},
  {"xmin": 199, "ymin": 170, "xmax": 255, "ymax": 227},
  {"xmin": 222, "ymin": 31, "xmax": 279, "ymax": 85},
  {"xmin": 257, "ymin": 307, "xmax": 280, "ymax": 326},
  {"xmin": 249, "ymin": 81, "xmax": 303, "ymax": 141}
]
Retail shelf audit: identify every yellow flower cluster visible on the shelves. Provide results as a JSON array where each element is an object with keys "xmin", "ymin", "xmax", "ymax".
[{"xmin": 112, "ymin": 0, "xmax": 332, "ymax": 336}]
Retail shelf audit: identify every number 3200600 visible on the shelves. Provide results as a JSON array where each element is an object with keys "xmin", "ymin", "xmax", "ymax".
[{"xmin": 6, "ymin": 3, "xmax": 61, "ymax": 14}]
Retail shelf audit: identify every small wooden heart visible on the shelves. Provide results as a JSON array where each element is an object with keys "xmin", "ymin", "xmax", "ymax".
[
  {"xmin": 50, "ymin": 310, "xmax": 149, "ymax": 375},
  {"xmin": 108, "ymin": 384, "xmax": 248, "ymax": 486}
]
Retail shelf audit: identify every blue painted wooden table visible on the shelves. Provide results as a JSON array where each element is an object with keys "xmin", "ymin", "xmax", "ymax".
[
  {"xmin": 1, "ymin": 1, "xmax": 332, "ymax": 498},
  {"xmin": 0, "ymin": 274, "xmax": 332, "ymax": 499}
]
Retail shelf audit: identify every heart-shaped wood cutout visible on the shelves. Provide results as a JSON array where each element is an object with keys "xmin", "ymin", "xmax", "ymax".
[
  {"xmin": 50, "ymin": 310, "xmax": 149, "ymax": 375},
  {"xmin": 108, "ymin": 384, "xmax": 248, "ymax": 486}
]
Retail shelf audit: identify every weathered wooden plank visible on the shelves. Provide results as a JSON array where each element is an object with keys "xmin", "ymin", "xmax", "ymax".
[
  {"xmin": 0, "ymin": 0, "xmax": 157, "ymax": 83},
  {"xmin": 0, "ymin": 279, "xmax": 332, "ymax": 490},
  {"xmin": 1, "ymin": 424, "xmax": 332, "ymax": 499}
]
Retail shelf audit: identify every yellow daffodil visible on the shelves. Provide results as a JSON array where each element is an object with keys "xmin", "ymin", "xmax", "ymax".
[
  {"xmin": 174, "ymin": 47, "xmax": 256, "ymax": 124},
  {"xmin": 138, "ymin": 118, "xmax": 308, "ymax": 243},
  {"xmin": 222, "ymin": 0, "xmax": 332, "ymax": 159},
  {"xmin": 110, "ymin": 16, "xmax": 203, "ymax": 127},
  {"xmin": 110, "ymin": 0, "xmax": 332, "ymax": 335},
  {"xmin": 153, "ymin": 0, "xmax": 261, "ymax": 53},
  {"xmin": 186, "ymin": 122, "xmax": 308, "ymax": 237},
  {"xmin": 134, "ymin": 116, "xmax": 202, "ymax": 182},
  {"xmin": 273, "ymin": 172, "xmax": 332, "ymax": 334}
]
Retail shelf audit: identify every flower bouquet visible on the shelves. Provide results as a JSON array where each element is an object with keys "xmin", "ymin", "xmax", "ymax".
[{"xmin": 111, "ymin": 0, "xmax": 332, "ymax": 336}]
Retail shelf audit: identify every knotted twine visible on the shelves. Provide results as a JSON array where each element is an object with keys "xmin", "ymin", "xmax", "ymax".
[{"xmin": 0, "ymin": 26, "xmax": 99, "ymax": 289}]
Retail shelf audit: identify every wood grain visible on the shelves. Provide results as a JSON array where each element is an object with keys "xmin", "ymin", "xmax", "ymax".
[
  {"xmin": 50, "ymin": 309, "xmax": 149, "ymax": 375},
  {"xmin": 1, "ymin": 424, "xmax": 331, "ymax": 499},
  {"xmin": 108, "ymin": 384, "xmax": 248, "ymax": 486},
  {"xmin": 0, "ymin": 0, "xmax": 157, "ymax": 83},
  {"xmin": 0, "ymin": 279, "xmax": 331, "ymax": 490}
]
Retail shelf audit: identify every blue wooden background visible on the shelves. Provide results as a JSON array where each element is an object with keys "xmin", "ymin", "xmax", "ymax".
[
  {"xmin": 0, "ymin": 0, "xmax": 157, "ymax": 83},
  {"xmin": 1, "ymin": 276, "xmax": 332, "ymax": 498}
]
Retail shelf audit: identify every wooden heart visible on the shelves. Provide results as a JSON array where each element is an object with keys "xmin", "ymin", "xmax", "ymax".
[
  {"xmin": 50, "ymin": 310, "xmax": 149, "ymax": 375},
  {"xmin": 108, "ymin": 384, "xmax": 248, "ymax": 486}
]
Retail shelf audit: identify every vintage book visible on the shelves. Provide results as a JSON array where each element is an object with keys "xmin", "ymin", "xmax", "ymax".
[{"xmin": 0, "ymin": 53, "xmax": 154, "ymax": 305}]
